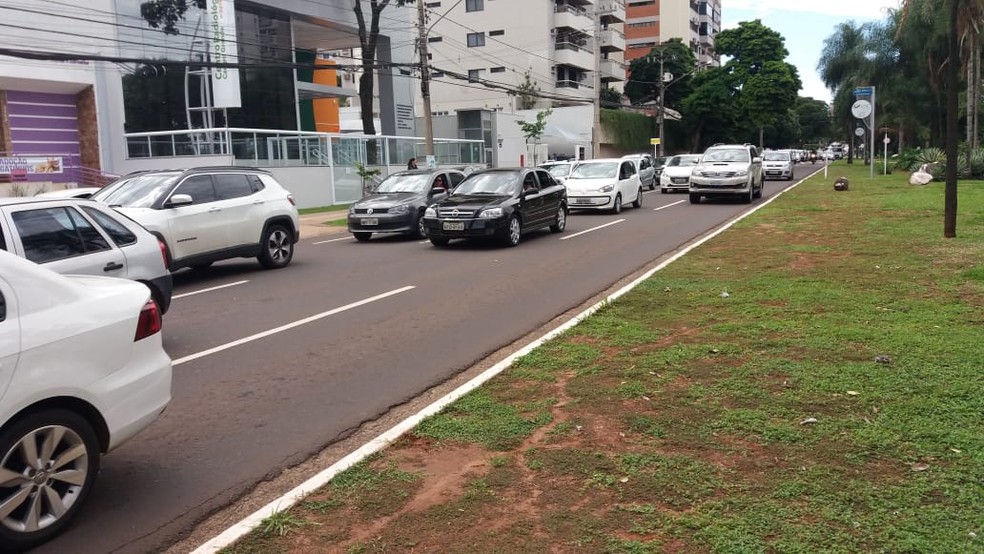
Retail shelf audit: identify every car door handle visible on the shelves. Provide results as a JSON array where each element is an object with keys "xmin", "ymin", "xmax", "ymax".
[
  {"xmin": 103, "ymin": 262, "xmax": 124, "ymax": 272},
  {"xmin": 252, "ymin": 200, "xmax": 264, "ymax": 205},
  {"xmin": 208, "ymin": 207, "xmax": 221, "ymax": 213}
]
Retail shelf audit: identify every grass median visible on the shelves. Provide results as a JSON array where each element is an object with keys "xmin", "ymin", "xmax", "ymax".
[{"xmin": 227, "ymin": 164, "xmax": 983, "ymax": 553}]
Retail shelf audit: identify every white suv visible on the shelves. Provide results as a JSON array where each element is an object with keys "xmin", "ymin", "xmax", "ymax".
[
  {"xmin": 91, "ymin": 168, "xmax": 300, "ymax": 271},
  {"xmin": 689, "ymin": 144, "xmax": 763, "ymax": 204}
]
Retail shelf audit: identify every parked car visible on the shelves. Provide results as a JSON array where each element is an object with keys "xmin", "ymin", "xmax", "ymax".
[
  {"xmin": 347, "ymin": 168, "xmax": 466, "ymax": 241},
  {"xmin": 33, "ymin": 187, "xmax": 103, "ymax": 199},
  {"xmin": 653, "ymin": 155, "xmax": 668, "ymax": 182},
  {"xmin": 659, "ymin": 154, "xmax": 702, "ymax": 193},
  {"xmin": 0, "ymin": 197, "xmax": 173, "ymax": 313},
  {"xmin": 564, "ymin": 158, "xmax": 644, "ymax": 213},
  {"xmin": 689, "ymin": 144, "xmax": 763, "ymax": 204},
  {"xmin": 422, "ymin": 167, "xmax": 567, "ymax": 247},
  {"xmin": 762, "ymin": 150, "xmax": 795, "ymax": 181},
  {"xmin": 90, "ymin": 167, "xmax": 300, "ymax": 271},
  {"xmin": 0, "ymin": 250, "xmax": 171, "ymax": 551},
  {"xmin": 539, "ymin": 161, "xmax": 577, "ymax": 184},
  {"xmin": 621, "ymin": 153, "xmax": 657, "ymax": 190}
]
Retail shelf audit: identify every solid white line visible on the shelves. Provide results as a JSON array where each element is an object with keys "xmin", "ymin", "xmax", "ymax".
[
  {"xmin": 419, "ymin": 240, "xmax": 430, "ymax": 244},
  {"xmin": 653, "ymin": 199, "xmax": 686, "ymax": 212},
  {"xmin": 559, "ymin": 218, "xmax": 625, "ymax": 240},
  {"xmin": 192, "ymin": 170, "xmax": 819, "ymax": 554},
  {"xmin": 173, "ymin": 286, "xmax": 415, "ymax": 367},
  {"xmin": 313, "ymin": 237, "xmax": 353, "ymax": 244},
  {"xmin": 173, "ymin": 280, "xmax": 249, "ymax": 300}
]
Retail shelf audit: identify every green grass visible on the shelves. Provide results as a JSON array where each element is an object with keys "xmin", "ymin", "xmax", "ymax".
[
  {"xmin": 227, "ymin": 162, "xmax": 984, "ymax": 553},
  {"xmin": 298, "ymin": 204, "xmax": 350, "ymax": 215}
]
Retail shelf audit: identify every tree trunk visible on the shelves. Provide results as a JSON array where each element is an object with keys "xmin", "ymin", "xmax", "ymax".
[
  {"xmin": 975, "ymin": 41, "xmax": 981, "ymax": 150},
  {"xmin": 944, "ymin": 0, "xmax": 959, "ymax": 238}
]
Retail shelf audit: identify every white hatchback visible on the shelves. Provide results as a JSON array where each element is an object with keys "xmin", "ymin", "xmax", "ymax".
[
  {"xmin": 564, "ymin": 159, "xmax": 644, "ymax": 214},
  {"xmin": 0, "ymin": 250, "xmax": 172, "ymax": 551}
]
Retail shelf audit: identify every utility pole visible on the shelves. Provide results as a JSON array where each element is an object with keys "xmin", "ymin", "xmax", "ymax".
[
  {"xmin": 657, "ymin": 50, "xmax": 665, "ymax": 158},
  {"xmin": 417, "ymin": 0, "xmax": 435, "ymax": 159},
  {"xmin": 591, "ymin": 1, "xmax": 602, "ymax": 160}
]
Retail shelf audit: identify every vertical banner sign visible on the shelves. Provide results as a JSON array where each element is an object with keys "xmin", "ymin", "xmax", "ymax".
[{"xmin": 209, "ymin": 0, "xmax": 241, "ymax": 108}]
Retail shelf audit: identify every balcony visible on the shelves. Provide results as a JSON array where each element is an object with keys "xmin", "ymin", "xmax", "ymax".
[
  {"xmin": 554, "ymin": 40, "xmax": 595, "ymax": 71},
  {"xmin": 600, "ymin": 58, "xmax": 626, "ymax": 82},
  {"xmin": 553, "ymin": 4, "xmax": 591, "ymax": 30},
  {"xmin": 598, "ymin": 28, "xmax": 625, "ymax": 52},
  {"xmin": 597, "ymin": 0, "xmax": 625, "ymax": 24}
]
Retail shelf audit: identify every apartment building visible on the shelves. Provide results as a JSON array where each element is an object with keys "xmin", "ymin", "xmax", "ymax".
[
  {"xmin": 421, "ymin": 0, "xmax": 626, "ymax": 115},
  {"xmin": 624, "ymin": 0, "xmax": 721, "ymax": 67}
]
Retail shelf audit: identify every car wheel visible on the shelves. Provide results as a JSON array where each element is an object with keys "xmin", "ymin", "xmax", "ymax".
[
  {"xmin": 0, "ymin": 409, "xmax": 100, "ymax": 551},
  {"xmin": 632, "ymin": 187, "xmax": 643, "ymax": 209},
  {"xmin": 411, "ymin": 213, "xmax": 427, "ymax": 239},
  {"xmin": 689, "ymin": 193, "xmax": 701, "ymax": 204},
  {"xmin": 648, "ymin": 179, "xmax": 657, "ymax": 191},
  {"xmin": 660, "ymin": 187, "xmax": 668, "ymax": 194},
  {"xmin": 258, "ymin": 225, "xmax": 294, "ymax": 269},
  {"xmin": 612, "ymin": 194, "xmax": 622, "ymax": 214},
  {"xmin": 503, "ymin": 215, "xmax": 522, "ymax": 247},
  {"xmin": 754, "ymin": 180, "xmax": 764, "ymax": 198},
  {"xmin": 353, "ymin": 232, "xmax": 372, "ymax": 242},
  {"xmin": 742, "ymin": 183, "xmax": 754, "ymax": 204},
  {"xmin": 550, "ymin": 205, "xmax": 567, "ymax": 233},
  {"xmin": 429, "ymin": 236, "xmax": 449, "ymax": 247}
]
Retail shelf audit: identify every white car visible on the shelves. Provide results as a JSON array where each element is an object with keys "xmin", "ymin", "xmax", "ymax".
[
  {"xmin": 762, "ymin": 150, "xmax": 795, "ymax": 181},
  {"xmin": 90, "ymin": 167, "xmax": 300, "ymax": 271},
  {"xmin": 659, "ymin": 154, "xmax": 702, "ymax": 193},
  {"xmin": 621, "ymin": 154, "xmax": 658, "ymax": 190},
  {"xmin": 539, "ymin": 161, "xmax": 577, "ymax": 184},
  {"xmin": 0, "ymin": 197, "xmax": 173, "ymax": 313},
  {"xmin": 0, "ymin": 250, "xmax": 171, "ymax": 550},
  {"xmin": 33, "ymin": 187, "xmax": 103, "ymax": 199},
  {"xmin": 564, "ymin": 158, "xmax": 644, "ymax": 213}
]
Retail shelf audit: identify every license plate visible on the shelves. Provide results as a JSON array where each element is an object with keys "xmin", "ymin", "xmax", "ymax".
[
  {"xmin": 360, "ymin": 218, "xmax": 378, "ymax": 226},
  {"xmin": 573, "ymin": 198, "xmax": 592, "ymax": 205},
  {"xmin": 443, "ymin": 221, "xmax": 465, "ymax": 231},
  {"xmin": 767, "ymin": 171, "xmax": 779, "ymax": 175}
]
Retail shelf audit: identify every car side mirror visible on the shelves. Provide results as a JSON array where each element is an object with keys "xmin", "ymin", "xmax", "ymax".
[
  {"xmin": 167, "ymin": 194, "xmax": 193, "ymax": 207},
  {"xmin": 752, "ymin": 157, "xmax": 762, "ymax": 164}
]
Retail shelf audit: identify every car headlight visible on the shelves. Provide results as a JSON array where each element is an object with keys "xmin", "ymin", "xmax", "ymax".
[
  {"xmin": 598, "ymin": 184, "xmax": 615, "ymax": 193},
  {"xmin": 735, "ymin": 169, "xmax": 749, "ymax": 177},
  {"xmin": 389, "ymin": 203, "xmax": 411, "ymax": 215},
  {"xmin": 424, "ymin": 206, "xmax": 436, "ymax": 218},
  {"xmin": 348, "ymin": 204, "xmax": 357, "ymax": 214},
  {"xmin": 478, "ymin": 207, "xmax": 504, "ymax": 219}
]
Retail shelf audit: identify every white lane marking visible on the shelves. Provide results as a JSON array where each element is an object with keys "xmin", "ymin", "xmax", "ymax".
[
  {"xmin": 653, "ymin": 199, "xmax": 686, "ymax": 212},
  {"xmin": 559, "ymin": 218, "xmax": 625, "ymax": 240},
  {"xmin": 173, "ymin": 286, "xmax": 415, "ymax": 367},
  {"xmin": 192, "ymin": 171, "xmax": 819, "ymax": 554},
  {"xmin": 419, "ymin": 240, "xmax": 430, "ymax": 244},
  {"xmin": 313, "ymin": 237, "xmax": 354, "ymax": 244},
  {"xmin": 173, "ymin": 280, "xmax": 249, "ymax": 300}
]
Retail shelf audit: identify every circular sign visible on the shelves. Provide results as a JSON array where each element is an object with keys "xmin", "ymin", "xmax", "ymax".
[
  {"xmin": 855, "ymin": 127, "xmax": 865, "ymax": 137},
  {"xmin": 851, "ymin": 99, "xmax": 872, "ymax": 119},
  {"xmin": 883, "ymin": 136, "xmax": 891, "ymax": 144}
]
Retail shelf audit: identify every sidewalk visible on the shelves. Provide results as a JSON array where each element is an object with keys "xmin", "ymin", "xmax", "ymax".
[{"xmin": 298, "ymin": 210, "xmax": 348, "ymax": 239}]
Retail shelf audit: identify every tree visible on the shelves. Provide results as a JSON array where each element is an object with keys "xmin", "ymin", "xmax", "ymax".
[
  {"xmin": 516, "ymin": 109, "xmax": 552, "ymax": 165},
  {"xmin": 516, "ymin": 69, "xmax": 540, "ymax": 110},
  {"xmin": 680, "ymin": 67, "xmax": 739, "ymax": 151},
  {"xmin": 600, "ymin": 86, "xmax": 623, "ymax": 108},
  {"xmin": 794, "ymin": 97, "xmax": 833, "ymax": 148},
  {"xmin": 624, "ymin": 39, "xmax": 696, "ymax": 107},
  {"xmin": 743, "ymin": 61, "xmax": 802, "ymax": 147},
  {"xmin": 139, "ymin": 0, "xmax": 409, "ymax": 135}
]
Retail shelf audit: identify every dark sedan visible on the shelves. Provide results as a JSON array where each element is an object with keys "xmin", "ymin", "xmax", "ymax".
[
  {"xmin": 348, "ymin": 168, "xmax": 466, "ymax": 241},
  {"xmin": 422, "ymin": 167, "xmax": 568, "ymax": 247}
]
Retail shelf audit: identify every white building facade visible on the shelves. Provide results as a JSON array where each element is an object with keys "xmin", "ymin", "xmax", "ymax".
[{"xmin": 420, "ymin": 0, "xmax": 626, "ymax": 115}]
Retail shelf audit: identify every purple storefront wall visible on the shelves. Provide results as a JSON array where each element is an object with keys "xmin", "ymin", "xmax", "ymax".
[{"xmin": 4, "ymin": 90, "xmax": 81, "ymax": 183}]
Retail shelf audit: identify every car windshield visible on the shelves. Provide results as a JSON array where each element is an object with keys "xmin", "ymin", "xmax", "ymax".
[
  {"xmin": 544, "ymin": 164, "xmax": 572, "ymax": 177},
  {"xmin": 702, "ymin": 149, "xmax": 750, "ymax": 163},
  {"xmin": 91, "ymin": 173, "xmax": 179, "ymax": 208},
  {"xmin": 374, "ymin": 173, "xmax": 432, "ymax": 194},
  {"xmin": 763, "ymin": 152, "xmax": 790, "ymax": 161},
  {"xmin": 570, "ymin": 162, "xmax": 618, "ymax": 179},
  {"xmin": 453, "ymin": 172, "xmax": 520, "ymax": 195},
  {"xmin": 668, "ymin": 155, "xmax": 700, "ymax": 167}
]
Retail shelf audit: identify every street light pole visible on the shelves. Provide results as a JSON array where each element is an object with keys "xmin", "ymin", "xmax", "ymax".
[
  {"xmin": 417, "ymin": 0, "xmax": 435, "ymax": 159},
  {"xmin": 591, "ymin": 2, "xmax": 602, "ymax": 160},
  {"xmin": 657, "ymin": 52, "xmax": 665, "ymax": 158}
]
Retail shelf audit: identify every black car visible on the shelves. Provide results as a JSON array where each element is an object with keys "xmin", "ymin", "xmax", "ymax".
[
  {"xmin": 422, "ymin": 167, "xmax": 568, "ymax": 247},
  {"xmin": 348, "ymin": 168, "xmax": 466, "ymax": 241}
]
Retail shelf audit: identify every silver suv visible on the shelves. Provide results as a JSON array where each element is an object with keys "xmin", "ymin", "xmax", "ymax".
[{"xmin": 689, "ymin": 144, "xmax": 763, "ymax": 204}]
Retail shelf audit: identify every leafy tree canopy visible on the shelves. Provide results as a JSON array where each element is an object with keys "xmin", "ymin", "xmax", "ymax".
[{"xmin": 625, "ymin": 38, "xmax": 696, "ymax": 107}]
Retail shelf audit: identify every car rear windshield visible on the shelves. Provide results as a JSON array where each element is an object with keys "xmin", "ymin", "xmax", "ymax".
[
  {"xmin": 453, "ymin": 172, "xmax": 520, "ymax": 195},
  {"xmin": 375, "ymin": 173, "xmax": 432, "ymax": 194},
  {"xmin": 571, "ymin": 162, "xmax": 618, "ymax": 179},
  {"xmin": 668, "ymin": 155, "xmax": 700, "ymax": 167},
  {"xmin": 702, "ymin": 149, "xmax": 751, "ymax": 163},
  {"xmin": 763, "ymin": 152, "xmax": 790, "ymax": 161},
  {"xmin": 91, "ymin": 173, "xmax": 180, "ymax": 208}
]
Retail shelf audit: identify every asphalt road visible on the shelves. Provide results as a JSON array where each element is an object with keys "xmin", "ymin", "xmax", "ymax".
[{"xmin": 36, "ymin": 167, "xmax": 815, "ymax": 553}]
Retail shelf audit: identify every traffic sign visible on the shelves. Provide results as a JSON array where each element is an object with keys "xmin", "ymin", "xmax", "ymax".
[
  {"xmin": 854, "ymin": 86, "xmax": 873, "ymax": 96},
  {"xmin": 851, "ymin": 99, "xmax": 872, "ymax": 119},
  {"xmin": 883, "ymin": 136, "xmax": 891, "ymax": 144},
  {"xmin": 855, "ymin": 127, "xmax": 865, "ymax": 137},
  {"xmin": 650, "ymin": 138, "xmax": 661, "ymax": 145}
]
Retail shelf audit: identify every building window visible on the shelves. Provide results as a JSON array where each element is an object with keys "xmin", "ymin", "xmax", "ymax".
[
  {"xmin": 428, "ymin": 36, "xmax": 443, "ymax": 42},
  {"xmin": 489, "ymin": 29, "xmax": 504, "ymax": 36},
  {"xmin": 465, "ymin": 0, "xmax": 484, "ymax": 12},
  {"xmin": 490, "ymin": 66, "xmax": 505, "ymax": 73},
  {"xmin": 425, "ymin": 1, "xmax": 442, "ymax": 7},
  {"xmin": 627, "ymin": 0, "xmax": 656, "ymax": 5},
  {"xmin": 467, "ymin": 32, "xmax": 486, "ymax": 47},
  {"xmin": 627, "ymin": 21, "xmax": 656, "ymax": 28},
  {"xmin": 468, "ymin": 69, "xmax": 483, "ymax": 82}
]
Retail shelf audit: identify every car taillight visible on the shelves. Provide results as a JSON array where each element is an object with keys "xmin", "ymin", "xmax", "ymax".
[
  {"xmin": 287, "ymin": 194, "xmax": 296, "ymax": 206},
  {"xmin": 158, "ymin": 239, "xmax": 169, "ymax": 270},
  {"xmin": 135, "ymin": 300, "xmax": 162, "ymax": 341}
]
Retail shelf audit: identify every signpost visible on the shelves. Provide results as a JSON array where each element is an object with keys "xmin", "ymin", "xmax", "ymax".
[
  {"xmin": 853, "ymin": 86, "xmax": 876, "ymax": 179},
  {"xmin": 883, "ymin": 134, "xmax": 891, "ymax": 175},
  {"xmin": 650, "ymin": 137, "xmax": 661, "ymax": 159}
]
